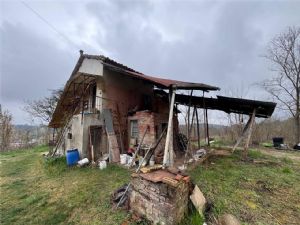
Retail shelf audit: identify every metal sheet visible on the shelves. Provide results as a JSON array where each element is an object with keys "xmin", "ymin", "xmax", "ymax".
[{"xmin": 102, "ymin": 109, "xmax": 114, "ymax": 133}]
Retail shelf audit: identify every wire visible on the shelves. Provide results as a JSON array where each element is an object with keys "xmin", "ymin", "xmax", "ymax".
[{"xmin": 21, "ymin": 1, "xmax": 80, "ymax": 51}]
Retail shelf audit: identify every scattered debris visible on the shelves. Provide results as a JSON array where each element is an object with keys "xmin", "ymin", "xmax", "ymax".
[
  {"xmin": 175, "ymin": 174, "xmax": 183, "ymax": 181},
  {"xmin": 77, "ymin": 158, "xmax": 89, "ymax": 167},
  {"xmin": 193, "ymin": 149, "xmax": 207, "ymax": 160},
  {"xmin": 177, "ymin": 133, "xmax": 188, "ymax": 151},
  {"xmin": 120, "ymin": 154, "xmax": 127, "ymax": 165},
  {"xmin": 255, "ymin": 180, "xmax": 272, "ymax": 193},
  {"xmin": 162, "ymin": 177, "xmax": 179, "ymax": 187},
  {"xmin": 276, "ymin": 143, "xmax": 289, "ymax": 150},
  {"xmin": 140, "ymin": 165, "xmax": 162, "ymax": 174},
  {"xmin": 99, "ymin": 160, "xmax": 107, "ymax": 170},
  {"xmin": 178, "ymin": 164, "xmax": 187, "ymax": 171},
  {"xmin": 190, "ymin": 185, "xmax": 207, "ymax": 216},
  {"xmin": 293, "ymin": 143, "xmax": 300, "ymax": 150},
  {"xmin": 100, "ymin": 153, "xmax": 109, "ymax": 161},
  {"xmin": 111, "ymin": 184, "xmax": 130, "ymax": 209}
]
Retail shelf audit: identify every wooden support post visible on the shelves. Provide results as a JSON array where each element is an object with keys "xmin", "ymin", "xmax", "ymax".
[
  {"xmin": 232, "ymin": 115, "xmax": 252, "ymax": 152},
  {"xmin": 163, "ymin": 88, "xmax": 176, "ymax": 167},
  {"xmin": 202, "ymin": 91, "xmax": 207, "ymax": 145},
  {"xmin": 243, "ymin": 109, "xmax": 256, "ymax": 160},
  {"xmin": 195, "ymin": 107, "xmax": 201, "ymax": 148},
  {"xmin": 190, "ymin": 107, "xmax": 196, "ymax": 138},
  {"xmin": 205, "ymin": 108, "xmax": 210, "ymax": 146}
]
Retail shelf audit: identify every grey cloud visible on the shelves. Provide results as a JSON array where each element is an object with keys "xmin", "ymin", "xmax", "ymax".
[
  {"xmin": 0, "ymin": 21, "xmax": 75, "ymax": 102},
  {"xmin": 1, "ymin": 0, "xmax": 300, "ymax": 124}
]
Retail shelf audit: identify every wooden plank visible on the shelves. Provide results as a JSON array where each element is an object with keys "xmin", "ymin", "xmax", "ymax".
[
  {"xmin": 163, "ymin": 88, "xmax": 176, "ymax": 167},
  {"xmin": 195, "ymin": 107, "xmax": 200, "ymax": 148},
  {"xmin": 232, "ymin": 115, "xmax": 252, "ymax": 153},
  {"xmin": 205, "ymin": 108, "xmax": 209, "ymax": 146},
  {"xmin": 102, "ymin": 109, "xmax": 114, "ymax": 134}
]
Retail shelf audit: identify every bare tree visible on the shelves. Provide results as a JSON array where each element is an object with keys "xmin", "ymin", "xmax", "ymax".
[
  {"xmin": 23, "ymin": 89, "xmax": 62, "ymax": 124},
  {"xmin": 0, "ymin": 105, "xmax": 13, "ymax": 151},
  {"xmin": 261, "ymin": 27, "xmax": 300, "ymax": 143}
]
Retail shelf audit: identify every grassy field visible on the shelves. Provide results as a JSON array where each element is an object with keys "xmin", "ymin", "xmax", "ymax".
[
  {"xmin": 189, "ymin": 150, "xmax": 300, "ymax": 225},
  {"xmin": 1, "ymin": 146, "xmax": 299, "ymax": 225},
  {"xmin": 0, "ymin": 146, "xmax": 130, "ymax": 225}
]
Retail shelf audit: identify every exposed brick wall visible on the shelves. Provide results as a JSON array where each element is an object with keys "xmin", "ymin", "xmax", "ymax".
[
  {"xmin": 130, "ymin": 175, "xmax": 189, "ymax": 225},
  {"xmin": 128, "ymin": 111, "xmax": 179, "ymax": 161},
  {"xmin": 98, "ymin": 69, "xmax": 180, "ymax": 156}
]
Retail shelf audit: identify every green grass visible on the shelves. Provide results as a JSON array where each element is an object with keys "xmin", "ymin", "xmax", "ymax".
[
  {"xmin": 260, "ymin": 142, "xmax": 273, "ymax": 148},
  {"xmin": 1, "ymin": 146, "xmax": 300, "ymax": 225},
  {"xmin": 0, "ymin": 146, "xmax": 130, "ymax": 225},
  {"xmin": 188, "ymin": 149, "xmax": 300, "ymax": 225}
]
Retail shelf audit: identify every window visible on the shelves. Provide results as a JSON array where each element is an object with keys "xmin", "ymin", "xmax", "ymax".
[
  {"xmin": 91, "ymin": 84, "xmax": 97, "ymax": 109},
  {"xmin": 142, "ymin": 94, "xmax": 152, "ymax": 110},
  {"xmin": 130, "ymin": 120, "xmax": 139, "ymax": 138}
]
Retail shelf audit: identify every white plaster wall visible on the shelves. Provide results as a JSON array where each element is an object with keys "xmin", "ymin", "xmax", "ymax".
[
  {"xmin": 79, "ymin": 58, "xmax": 103, "ymax": 76},
  {"xmin": 65, "ymin": 114, "xmax": 84, "ymax": 156}
]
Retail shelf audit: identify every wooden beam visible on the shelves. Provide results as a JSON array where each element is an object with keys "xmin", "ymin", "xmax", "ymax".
[
  {"xmin": 163, "ymin": 88, "xmax": 176, "ymax": 167},
  {"xmin": 205, "ymin": 108, "xmax": 210, "ymax": 146},
  {"xmin": 232, "ymin": 115, "xmax": 252, "ymax": 152}
]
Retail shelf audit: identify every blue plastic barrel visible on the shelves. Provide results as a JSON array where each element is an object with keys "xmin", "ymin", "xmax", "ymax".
[{"xmin": 66, "ymin": 149, "xmax": 80, "ymax": 166}]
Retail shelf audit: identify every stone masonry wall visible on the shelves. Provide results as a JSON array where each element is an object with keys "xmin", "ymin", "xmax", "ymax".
[{"xmin": 129, "ymin": 175, "xmax": 189, "ymax": 225}]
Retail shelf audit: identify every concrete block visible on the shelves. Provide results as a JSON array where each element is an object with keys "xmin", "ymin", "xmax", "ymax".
[{"xmin": 190, "ymin": 185, "xmax": 207, "ymax": 215}]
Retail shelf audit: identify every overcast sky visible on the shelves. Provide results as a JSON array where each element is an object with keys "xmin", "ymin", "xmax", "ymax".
[{"xmin": 0, "ymin": 0, "xmax": 300, "ymax": 124}]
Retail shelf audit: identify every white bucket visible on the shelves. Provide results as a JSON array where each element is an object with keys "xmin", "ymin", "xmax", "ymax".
[
  {"xmin": 149, "ymin": 160, "xmax": 155, "ymax": 166},
  {"xmin": 127, "ymin": 156, "xmax": 133, "ymax": 165},
  {"xmin": 149, "ymin": 155, "xmax": 155, "ymax": 166},
  {"xmin": 99, "ymin": 160, "xmax": 107, "ymax": 170},
  {"xmin": 78, "ymin": 158, "xmax": 89, "ymax": 166},
  {"xmin": 120, "ymin": 154, "xmax": 127, "ymax": 165}
]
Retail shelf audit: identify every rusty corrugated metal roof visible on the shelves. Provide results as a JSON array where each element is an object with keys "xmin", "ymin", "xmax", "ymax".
[
  {"xmin": 49, "ymin": 53, "xmax": 220, "ymax": 128},
  {"xmin": 84, "ymin": 54, "xmax": 220, "ymax": 91}
]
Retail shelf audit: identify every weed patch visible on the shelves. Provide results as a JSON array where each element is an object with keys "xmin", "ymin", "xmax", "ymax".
[
  {"xmin": 42, "ymin": 156, "xmax": 67, "ymax": 176},
  {"xmin": 188, "ymin": 150, "xmax": 300, "ymax": 224}
]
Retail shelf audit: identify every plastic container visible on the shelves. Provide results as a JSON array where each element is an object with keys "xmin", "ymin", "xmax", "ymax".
[
  {"xmin": 66, "ymin": 149, "xmax": 80, "ymax": 166},
  {"xmin": 78, "ymin": 158, "xmax": 89, "ymax": 166},
  {"xmin": 99, "ymin": 160, "xmax": 107, "ymax": 170},
  {"xmin": 127, "ymin": 156, "xmax": 133, "ymax": 165},
  {"xmin": 149, "ymin": 160, "xmax": 155, "ymax": 166},
  {"xmin": 149, "ymin": 155, "xmax": 155, "ymax": 166},
  {"xmin": 120, "ymin": 154, "xmax": 127, "ymax": 165},
  {"xmin": 273, "ymin": 137, "xmax": 284, "ymax": 147}
]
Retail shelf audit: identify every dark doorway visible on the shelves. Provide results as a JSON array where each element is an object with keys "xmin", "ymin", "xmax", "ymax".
[{"xmin": 89, "ymin": 126, "xmax": 102, "ymax": 161}]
